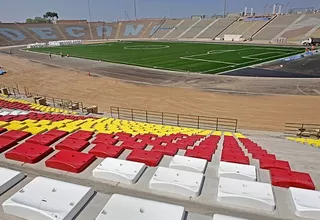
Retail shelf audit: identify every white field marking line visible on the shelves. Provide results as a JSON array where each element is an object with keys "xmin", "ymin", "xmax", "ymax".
[
  {"xmin": 180, "ymin": 56, "xmax": 237, "ymax": 65},
  {"xmin": 202, "ymin": 50, "xmax": 300, "ymax": 73},
  {"xmin": 124, "ymin": 45, "xmax": 170, "ymax": 50},
  {"xmin": 241, "ymin": 52, "xmax": 285, "ymax": 60}
]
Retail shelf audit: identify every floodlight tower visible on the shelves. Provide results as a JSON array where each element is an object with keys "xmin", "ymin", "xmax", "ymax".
[
  {"xmin": 223, "ymin": 0, "xmax": 227, "ymax": 17},
  {"xmin": 87, "ymin": 0, "xmax": 92, "ymax": 22},
  {"xmin": 134, "ymin": 0, "xmax": 137, "ymax": 20}
]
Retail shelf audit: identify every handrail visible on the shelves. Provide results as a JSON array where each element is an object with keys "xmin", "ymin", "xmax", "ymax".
[
  {"xmin": 284, "ymin": 122, "xmax": 320, "ymax": 139},
  {"xmin": 110, "ymin": 106, "xmax": 238, "ymax": 132}
]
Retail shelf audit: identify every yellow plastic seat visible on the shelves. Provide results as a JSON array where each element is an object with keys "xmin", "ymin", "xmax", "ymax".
[
  {"xmin": 58, "ymin": 126, "xmax": 79, "ymax": 133},
  {"xmin": 80, "ymin": 128, "xmax": 96, "ymax": 132},
  {"xmin": 0, "ymin": 121, "xmax": 9, "ymax": 128},
  {"xmin": 38, "ymin": 120, "xmax": 52, "ymax": 125},
  {"xmin": 212, "ymin": 131, "xmax": 222, "ymax": 136},
  {"xmin": 24, "ymin": 119, "xmax": 38, "ymax": 124},
  {"xmin": 24, "ymin": 127, "xmax": 47, "ymax": 135},
  {"xmin": 5, "ymin": 124, "xmax": 28, "ymax": 131},
  {"xmin": 223, "ymin": 132, "xmax": 233, "ymax": 136},
  {"xmin": 9, "ymin": 120, "xmax": 25, "ymax": 125}
]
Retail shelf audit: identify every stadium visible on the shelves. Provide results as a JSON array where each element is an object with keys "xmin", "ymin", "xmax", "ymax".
[{"xmin": 0, "ymin": 0, "xmax": 320, "ymax": 219}]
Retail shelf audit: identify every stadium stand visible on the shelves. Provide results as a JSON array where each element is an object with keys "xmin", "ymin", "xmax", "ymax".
[
  {"xmin": 140, "ymin": 19, "xmax": 164, "ymax": 38},
  {"xmin": 1, "ymin": 92, "xmax": 320, "ymax": 220},
  {"xmin": 151, "ymin": 19, "xmax": 184, "ymax": 39},
  {"xmin": 279, "ymin": 14, "xmax": 320, "ymax": 41},
  {"xmin": 218, "ymin": 19, "xmax": 270, "ymax": 40},
  {"xmin": 312, "ymin": 27, "xmax": 320, "ymax": 37},
  {"xmin": 56, "ymin": 23, "xmax": 92, "ymax": 40},
  {"xmin": 164, "ymin": 19, "xmax": 199, "ymax": 39},
  {"xmin": 117, "ymin": 20, "xmax": 154, "ymax": 39},
  {"xmin": 254, "ymin": 14, "xmax": 301, "ymax": 41},
  {"xmin": 196, "ymin": 17, "xmax": 237, "ymax": 39},
  {"xmin": 179, "ymin": 19, "xmax": 215, "ymax": 39}
]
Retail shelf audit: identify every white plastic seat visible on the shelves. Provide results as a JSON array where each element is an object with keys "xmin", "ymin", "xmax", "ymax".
[
  {"xmin": 92, "ymin": 158, "xmax": 146, "ymax": 184},
  {"xmin": 169, "ymin": 155, "xmax": 207, "ymax": 173},
  {"xmin": 95, "ymin": 194, "xmax": 185, "ymax": 220},
  {"xmin": 289, "ymin": 187, "xmax": 320, "ymax": 219},
  {"xmin": 217, "ymin": 177, "xmax": 275, "ymax": 211},
  {"xmin": 0, "ymin": 111, "xmax": 10, "ymax": 116},
  {"xmin": 213, "ymin": 214, "xmax": 249, "ymax": 220},
  {"xmin": 2, "ymin": 176, "xmax": 94, "ymax": 220},
  {"xmin": 218, "ymin": 161, "xmax": 256, "ymax": 181},
  {"xmin": 0, "ymin": 167, "xmax": 25, "ymax": 195},
  {"xmin": 149, "ymin": 167, "xmax": 204, "ymax": 197}
]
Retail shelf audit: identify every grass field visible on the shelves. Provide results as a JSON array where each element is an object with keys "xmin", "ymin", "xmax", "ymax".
[{"xmin": 29, "ymin": 41, "xmax": 304, "ymax": 74}]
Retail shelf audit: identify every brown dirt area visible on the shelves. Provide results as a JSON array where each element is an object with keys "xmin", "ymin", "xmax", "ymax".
[{"xmin": 0, "ymin": 53, "xmax": 320, "ymax": 132}]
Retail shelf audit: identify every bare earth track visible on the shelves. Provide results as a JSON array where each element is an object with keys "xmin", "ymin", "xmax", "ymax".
[{"xmin": 0, "ymin": 46, "xmax": 320, "ymax": 131}]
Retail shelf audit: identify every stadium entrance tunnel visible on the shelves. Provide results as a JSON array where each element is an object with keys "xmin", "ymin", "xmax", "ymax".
[{"xmin": 124, "ymin": 45, "xmax": 170, "ymax": 50}]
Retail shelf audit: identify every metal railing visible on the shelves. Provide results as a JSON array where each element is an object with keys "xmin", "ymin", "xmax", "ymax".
[
  {"xmin": 110, "ymin": 106, "xmax": 238, "ymax": 132},
  {"xmin": 1, "ymin": 84, "xmax": 85, "ymax": 112},
  {"xmin": 284, "ymin": 122, "xmax": 320, "ymax": 139}
]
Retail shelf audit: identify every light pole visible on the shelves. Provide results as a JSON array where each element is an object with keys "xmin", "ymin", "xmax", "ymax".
[
  {"xmin": 88, "ymin": 0, "xmax": 92, "ymax": 22},
  {"xmin": 134, "ymin": 0, "xmax": 137, "ymax": 20},
  {"xmin": 223, "ymin": 0, "xmax": 227, "ymax": 17},
  {"xmin": 264, "ymin": 4, "xmax": 269, "ymax": 15}
]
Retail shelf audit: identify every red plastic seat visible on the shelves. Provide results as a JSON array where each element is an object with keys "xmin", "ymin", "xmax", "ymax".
[
  {"xmin": 0, "ymin": 137, "xmax": 17, "ymax": 153},
  {"xmin": 96, "ymin": 133, "xmax": 115, "ymax": 139},
  {"xmin": 269, "ymin": 168, "xmax": 315, "ymax": 190},
  {"xmin": 121, "ymin": 141, "xmax": 147, "ymax": 150},
  {"xmin": 92, "ymin": 136, "xmax": 118, "ymax": 145},
  {"xmin": 5, "ymin": 143, "xmax": 53, "ymax": 163},
  {"xmin": 88, "ymin": 144, "xmax": 124, "ymax": 158},
  {"xmin": 221, "ymin": 153, "xmax": 250, "ymax": 165},
  {"xmin": 126, "ymin": 149, "xmax": 163, "ymax": 166},
  {"xmin": 151, "ymin": 145, "xmax": 178, "ymax": 156},
  {"xmin": 185, "ymin": 148, "xmax": 213, "ymax": 161},
  {"xmin": 26, "ymin": 134, "xmax": 61, "ymax": 146},
  {"xmin": 252, "ymin": 153, "xmax": 276, "ymax": 160},
  {"xmin": 1, "ymin": 130, "xmax": 31, "ymax": 142},
  {"xmin": 55, "ymin": 138, "xmax": 89, "ymax": 151},
  {"xmin": 259, "ymin": 159, "xmax": 291, "ymax": 170},
  {"xmin": 165, "ymin": 142, "xmax": 188, "ymax": 150},
  {"xmin": 0, "ymin": 127, "xmax": 6, "ymax": 134},
  {"xmin": 67, "ymin": 130, "xmax": 94, "ymax": 141},
  {"xmin": 45, "ymin": 130, "xmax": 68, "ymax": 139},
  {"xmin": 45, "ymin": 150, "xmax": 96, "ymax": 173}
]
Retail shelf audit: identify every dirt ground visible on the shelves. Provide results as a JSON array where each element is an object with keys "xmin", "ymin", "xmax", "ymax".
[{"xmin": 1, "ymin": 53, "xmax": 320, "ymax": 132}]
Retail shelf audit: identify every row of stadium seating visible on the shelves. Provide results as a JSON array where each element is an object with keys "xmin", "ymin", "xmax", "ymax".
[
  {"xmin": 287, "ymin": 137, "xmax": 320, "ymax": 148},
  {"xmin": 0, "ymin": 127, "xmax": 319, "ymax": 219},
  {"xmin": 1, "ymin": 14, "xmax": 320, "ymax": 46},
  {"xmin": 1, "ymin": 96, "xmax": 320, "ymax": 219}
]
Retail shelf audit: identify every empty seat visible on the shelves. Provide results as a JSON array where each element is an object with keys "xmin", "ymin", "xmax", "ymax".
[
  {"xmin": 259, "ymin": 159, "xmax": 291, "ymax": 170},
  {"xmin": 218, "ymin": 161, "xmax": 256, "ymax": 181},
  {"xmin": 2, "ymin": 176, "xmax": 94, "ymax": 220},
  {"xmin": 0, "ymin": 137, "xmax": 17, "ymax": 153},
  {"xmin": 127, "ymin": 149, "xmax": 163, "ymax": 167},
  {"xmin": 93, "ymin": 158, "xmax": 146, "ymax": 184},
  {"xmin": 149, "ymin": 167, "xmax": 204, "ymax": 197},
  {"xmin": 169, "ymin": 155, "xmax": 207, "ymax": 173},
  {"xmin": 89, "ymin": 144, "xmax": 124, "ymax": 158},
  {"xmin": 5, "ymin": 143, "xmax": 54, "ymax": 163},
  {"xmin": 95, "ymin": 194, "xmax": 185, "ymax": 220},
  {"xmin": 46, "ymin": 150, "xmax": 96, "ymax": 173},
  {"xmin": 0, "ymin": 167, "xmax": 25, "ymax": 195},
  {"xmin": 55, "ymin": 138, "xmax": 89, "ymax": 151},
  {"xmin": 289, "ymin": 187, "xmax": 320, "ymax": 219},
  {"xmin": 269, "ymin": 168, "xmax": 315, "ymax": 190},
  {"xmin": 217, "ymin": 177, "xmax": 275, "ymax": 211}
]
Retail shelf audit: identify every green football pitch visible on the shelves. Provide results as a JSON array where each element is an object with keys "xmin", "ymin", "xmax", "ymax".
[{"xmin": 29, "ymin": 41, "xmax": 304, "ymax": 74}]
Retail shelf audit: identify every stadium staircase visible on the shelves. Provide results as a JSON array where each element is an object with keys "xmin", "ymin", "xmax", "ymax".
[{"xmin": 212, "ymin": 18, "xmax": 239, "ymax": 39}]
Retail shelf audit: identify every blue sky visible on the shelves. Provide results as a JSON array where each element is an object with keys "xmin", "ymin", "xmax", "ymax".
[{"xmin": 1, "ymin": 0, "xmax": 319, "ymax": 22}]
